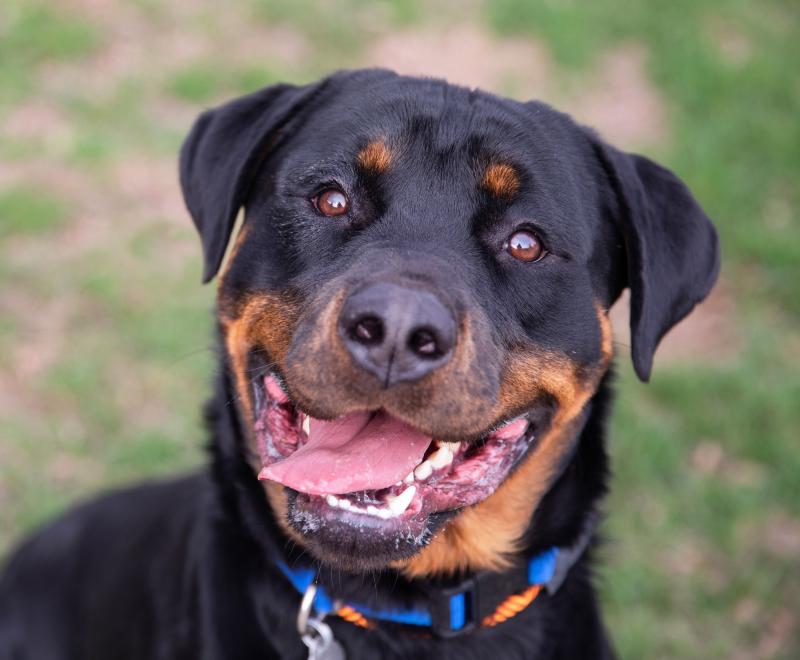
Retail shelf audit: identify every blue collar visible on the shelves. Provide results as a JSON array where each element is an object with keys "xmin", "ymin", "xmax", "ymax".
[{"xmin": 277, "ymin": 515, "xmax": 595, "ymax": 638}]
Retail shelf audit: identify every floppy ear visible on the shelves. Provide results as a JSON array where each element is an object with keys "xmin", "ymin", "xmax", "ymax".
[
  {"xmin": 591, "ymin": 137, "xmax": 720, "ymax": 381},
  {"xmin": 179, "ymin": 80, "xmax": 327, "ymax": 282}
]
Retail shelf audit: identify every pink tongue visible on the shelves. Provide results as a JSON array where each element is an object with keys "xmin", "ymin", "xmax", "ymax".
[{"xmin": 259, "ymin": 411, "xmax": 431, "ymax": 495}]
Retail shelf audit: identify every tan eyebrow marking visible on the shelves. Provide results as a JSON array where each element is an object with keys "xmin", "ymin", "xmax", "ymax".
[
  {"xmin": 482, "ymin": 163, "xmax": 520, "ymax": 198},
  {"xmin": 357, "ymin": 140, "xmax": 392, "ymax": 174}
]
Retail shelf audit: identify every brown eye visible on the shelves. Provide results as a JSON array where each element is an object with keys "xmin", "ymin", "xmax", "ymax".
[
  {"xmin": 504, "ymin": 229, "xmax": 544, "ymax": 262},
  {"xmin": 315, "ymin": 188, "xmax": 349, "ymax": 216}
]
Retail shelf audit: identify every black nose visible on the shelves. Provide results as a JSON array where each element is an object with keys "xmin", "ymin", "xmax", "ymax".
[{"xmin": 339, "ymin": 282, "xmax": 457, "ymax": 386}]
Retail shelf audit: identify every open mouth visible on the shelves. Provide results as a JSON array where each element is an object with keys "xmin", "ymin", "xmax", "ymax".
[{"xmin": 254, "ymin": 374, "xmax": 535, "ymax": 537}]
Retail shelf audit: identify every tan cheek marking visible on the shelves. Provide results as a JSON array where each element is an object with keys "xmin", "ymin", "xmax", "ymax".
[
  {"xmin": 357, "ymin": 140, "xmax": 392, "ymax": 174},
  {"xmin": 398, "ymin": 311, "xmax": 614, "ymax": 577},
  {"xmin": 482, "ymin": 163, "xmax": 519, "ymax": 198},
  {"xmin": 218, "ymin": 291, "xmax": 301, "ymax": 437}
]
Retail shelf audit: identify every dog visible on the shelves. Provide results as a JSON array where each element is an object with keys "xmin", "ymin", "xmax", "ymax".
[{"xmin": 0, "ymin": 69, "xmax": 719, "ymax": 659}]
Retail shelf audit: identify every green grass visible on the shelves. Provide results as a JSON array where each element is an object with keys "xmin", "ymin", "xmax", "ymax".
[
  {"xmin": 0, "ymin": 186, "xmax": 69, "ymax": 239},
  {"xmin": 0, "ymin": 4, "xmax": 98, "ymax": 63},
  {"xmin": 0, "ymin": 1, "xmax": 798, "ymax": 657},
  {"xmin": 166, "ymin": 63, "xmax": 286, "ymax": 103},
  {"xmin": 0, "ymin": 2, "xmax": 99, "ymax": 106}
]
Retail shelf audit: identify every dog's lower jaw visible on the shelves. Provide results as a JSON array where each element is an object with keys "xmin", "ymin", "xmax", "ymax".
[
  {"xmin": 393, "ymin": 402, "xmax": 592, "ymax": 578},
  {"xmin": 259, "ymin": 398, "xmax": 593, "ymax": 578}
]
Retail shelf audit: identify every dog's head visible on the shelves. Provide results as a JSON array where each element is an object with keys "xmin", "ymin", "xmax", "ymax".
[{"xmin": 180, "ymin": 70, "xmax": 719, "ymax": 574}]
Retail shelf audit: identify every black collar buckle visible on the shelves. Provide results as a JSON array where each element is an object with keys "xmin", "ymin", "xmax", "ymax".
[{"xmin": 426, "ymin": 562, "xmax": 529, "ymax": 638}]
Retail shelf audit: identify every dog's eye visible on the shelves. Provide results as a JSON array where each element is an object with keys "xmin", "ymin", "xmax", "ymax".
[
  {"xmin": 314, "ymin": 188, "xmax": 349, "ymax": 216},
  {"xmin": 504, "ymin": 229, "xmax": 545, "ymax": 262}
]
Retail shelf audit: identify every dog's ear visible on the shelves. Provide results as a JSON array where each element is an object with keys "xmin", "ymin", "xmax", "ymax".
[
  {"xmin": 591, "ymin": 136, "xmax": 720, "ymax": 381},
  {"xmin": 179, "ymin": 81, "xmax": 327, "ymax": 282}
]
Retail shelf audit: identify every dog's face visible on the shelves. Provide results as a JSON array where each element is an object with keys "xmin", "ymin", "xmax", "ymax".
[{"xmin": 180, "ymin": 70, "xmax": 718, "ymax": 574}]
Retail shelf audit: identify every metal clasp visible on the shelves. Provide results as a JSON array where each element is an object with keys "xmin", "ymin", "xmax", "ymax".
[{"xmin": 297, "ymin": 580, "xmax": 319, "ymax": 636}]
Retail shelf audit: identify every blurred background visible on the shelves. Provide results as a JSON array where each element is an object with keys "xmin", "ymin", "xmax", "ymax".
[{"xmin": 0, "ymin": 0, "xmax": 798, "ymax": 657}]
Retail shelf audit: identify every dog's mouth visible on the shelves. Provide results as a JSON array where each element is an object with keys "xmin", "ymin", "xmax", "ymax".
[{"xmin": 253, "ymin": 374, "xmax": 535, "ymax": 543}]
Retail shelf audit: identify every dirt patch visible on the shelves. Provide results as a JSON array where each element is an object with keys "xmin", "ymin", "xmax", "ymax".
[
  {"xmin": 48, "ymin": 1, "xmax": 311, "ymax": 100},
  {"xmin": 110, "ymin": 155, "xmax": 187, "ymax": 223},
  {"xmin": 689, "ymin": 440, "xmax": 767, "ymax": 487},
  {"xmin": 364, "ymin": 23, "xmax": 550, "ymax": 100},
  {"xmin": 365, "ymin": 27, "xmax": 667, "ymax": 148},
  {"xmin": 758, "ymin": 511, "xmax": 800, "ymax": 561},
  {"xmin": 708, "ymin": 19, "xmax": 753, "ymax": 66},
  {"xmin": 0, "ymin": 100, "xmax": 74, "ymax": 148},
  {"xmin": 45, "ymin": 452, "xmax": 107, "ymax": 486},
  {"xmin": 563, "ymin": 43, "xmax": 669, "ymax": 148},
  {"xmin": 5, "ymin": 293, "xmax": 72, "ymax": 383}
]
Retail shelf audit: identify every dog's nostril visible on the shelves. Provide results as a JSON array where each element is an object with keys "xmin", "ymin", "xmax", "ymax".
[
  {"xmin": 350, "ymin": 316, "xmax": 384, "ymax": 346},
  {"xmin": 408, "ymin": 328, "xmax": 440, "ymax": 358}
]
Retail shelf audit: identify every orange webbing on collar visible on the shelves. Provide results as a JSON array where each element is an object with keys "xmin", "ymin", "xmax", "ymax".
[
  {"xmin": 336, "ymin": 605, "xmax": 372, "ymax": 628},
  {"xmin": 334, "ymin": 583, "xmax": 543, "ymax": 632},
  {"xmin": 481, "ymin": 584, "xmax": 542, "ymax": 627}
]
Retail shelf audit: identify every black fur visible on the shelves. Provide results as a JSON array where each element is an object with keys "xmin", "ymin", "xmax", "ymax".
[{"xmin": 0, "ymin": 69, "xmax": 719, "ymax": 659}]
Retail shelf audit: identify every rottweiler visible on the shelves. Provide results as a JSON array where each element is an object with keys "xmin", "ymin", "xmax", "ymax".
[{"xmin": 0, "ymin": 69, "xmax": 719, "ymax": 659}]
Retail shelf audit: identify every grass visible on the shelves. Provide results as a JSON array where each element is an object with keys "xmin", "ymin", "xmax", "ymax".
[
  {"xmin": 0, "ymin": 2, "xmax": 99, "ymax": 105},
  {"xmin": 0, "ymin": 1, "xmax": 797, "ymax": 657},
  {"xmin": 0, "ymin": 187, "xmax": 68, "ymax": 239},
  {"xmin": 165, "ymin": 62, "xmax": 286, "ymax": 103}
]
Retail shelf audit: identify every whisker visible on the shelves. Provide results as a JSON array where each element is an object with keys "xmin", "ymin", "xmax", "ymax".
[{"xmin": 166, "ymin": 345, "xmax": 214, "ymax": 366}]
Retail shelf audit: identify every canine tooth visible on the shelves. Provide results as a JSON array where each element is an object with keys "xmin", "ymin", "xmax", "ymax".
[
  {"xmin": 386, "ymin": 486, "xmax": 416, "ymax": 516},
  {"xmin": 414, "ymin": 461, "xmax": 433, "ymax": 481},
  {"xmin": 442, "ymin": 441, "xmax": 461, "ymax": 453},
  {"xmin": 428, "ymin": 446, "xmax": 453, "ymax": 469},
  {"xmin": 377, "ymin": 508, "xmax": 392, "ymax": 520},
  {"xmin": 404, "ymin": 471, "xmax": 415, "ymax": 484},
  {"xmin": 325, "ymin": 494, "xmax": 339, "ymax": 507},
  {"xmin": 302, "ymin": 415, "xmax": 311, "ymax": 436}
]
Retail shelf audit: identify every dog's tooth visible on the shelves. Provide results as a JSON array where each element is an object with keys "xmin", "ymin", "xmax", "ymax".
[
  {"xmin": 367, "ymin": 505, "xmax": 380, "ymax": 516},
  {"xmin": 404, "ymin": 471, "xmax": 415, "ymax": 484},
  {"xmin": 428, "ymin": 446, "xmax": 453, "ymax": 470},
  {"xmin": 377, "ymin": 508, "xmax": 392, "ymax": 520},
  {"xmin": 386, "ymin": 485, "xmax": 416, "ymax": 516},
  {"xmin": 301, "ymin": 415, "xmax": 311, "ymax": 436},
  {"xmin": 414, "ymin": 461, "xmax": 433, "ymax": 481},
  {"xmin": 442, "ymin": 441, "xmax": 461, "ymax": 453},
  {"xmin": 325, "ymin": 494, "xmax": 339, "ymax": 508}
]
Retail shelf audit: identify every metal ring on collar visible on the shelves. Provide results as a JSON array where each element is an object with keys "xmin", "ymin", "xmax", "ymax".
[{"xmin": 297, "ymin": 581, "xmax": 318, "ymax": 636}]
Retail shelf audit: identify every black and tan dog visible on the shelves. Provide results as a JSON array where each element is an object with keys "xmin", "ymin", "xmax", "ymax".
[{"xmin": 0, "ymin": 69, "xmax": 719, "ymax": 659}]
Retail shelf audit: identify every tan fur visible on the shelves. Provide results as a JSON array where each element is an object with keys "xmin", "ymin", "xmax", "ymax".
[
  {"xmin": 397, "ymin": 304, "xmax": 614, "ymax": 576},
  {"xmin": 357, "ymin": 140, "xmax": 392, "ymax": 174},
  {"xmin": 482, "ymin": 163, "xmax": 519, "ymax": 198},
  {"xmin": 217, "ymin": 221, "xmax": 250, "ymax": 288},
  {"xmin": 218, "ymin": 290, "xmax": 302, "ymax": 439}
]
